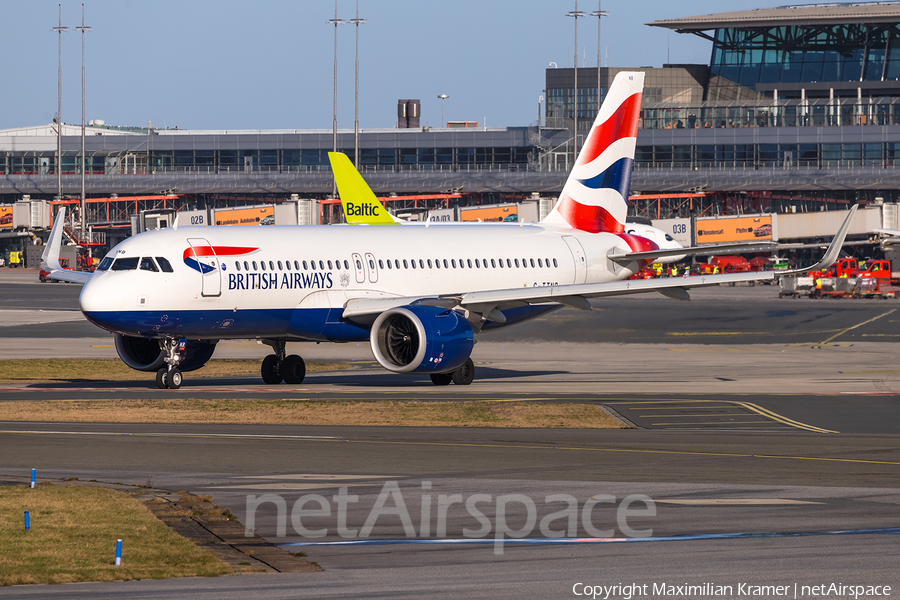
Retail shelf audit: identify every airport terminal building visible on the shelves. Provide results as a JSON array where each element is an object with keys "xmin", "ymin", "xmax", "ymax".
[{"xmin": 3, "ymin": 2, "xmax": 900, "ymax": 257}]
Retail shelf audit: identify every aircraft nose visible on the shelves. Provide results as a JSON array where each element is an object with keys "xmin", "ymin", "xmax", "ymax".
[{"xmin": 79, "ymin": 276, "xmax": 106, "ymax": 314}]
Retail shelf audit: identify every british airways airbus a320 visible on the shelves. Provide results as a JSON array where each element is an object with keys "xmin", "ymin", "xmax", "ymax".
[{"xmin": 43, "ymin": 72, "xmax": 856, "ymax": 389}]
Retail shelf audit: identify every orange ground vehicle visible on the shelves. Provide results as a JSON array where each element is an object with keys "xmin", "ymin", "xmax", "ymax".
[
  {"xmin": 709, "ymin": 255, "xmax": 751, "ymax": 273},
  {"xmin": 851, "ymin": 260, "xmax": 891, "ymax": 279},
  {"xmin": 825, "ymin": 258, "xmax": 859, "ymax": 278}
]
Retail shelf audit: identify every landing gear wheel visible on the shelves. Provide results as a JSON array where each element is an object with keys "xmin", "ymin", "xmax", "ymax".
[
  {"xmin": 167, "ymin": 368, "xmax": 183, "ymax": 389},
  {"xmin": 282, "ymin": 355, "xmax": 306, "ymax": 384},
  {"xmin": 451, "ymin": 358, "xmax": 475, "ymax": 386},
  {"xmin": 430, "ymin": 372, "xmax": 453, "ymax": 386},
  {"xmin": 156, "ymin": 368, "xmax": 168, "ymax": 389},
  {"xmin": 261, "ymin": 354, "xmax": 283, "ymax": 384}
]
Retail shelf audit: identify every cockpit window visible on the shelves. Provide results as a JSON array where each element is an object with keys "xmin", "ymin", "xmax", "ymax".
[
  {"xmin": 140, "ymin": 257, "xmax": 159, "ymax": 272},
  {"xmin": 110, "ymin": 257, "xmax": 139, "ymax": 271},
  {"xmin": 97, "ymin": 257, "xmax": 113, "ymax": 271},
  {"xmin": 665, "ymin": 234, "xmax": 675, "ymax": 242},
  {"xmin": 156, "ymin": 257, "xmax": 174, "ymax": 272}
]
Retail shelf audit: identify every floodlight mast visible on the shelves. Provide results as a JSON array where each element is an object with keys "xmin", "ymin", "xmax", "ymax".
[
  {"xmin": 51, "ymin": 5, "xmax": 69, "ymax": 205},
  {"xmin": 566, "ymin": 2, "xmax": 585, "ymax": 166},
  {"xmin": 76, "ymin": 4, "xmax": 92, "ymax": 238},
  {"xmin": 349, "ymin": 1, "xmax": 366, "ymax": 168}
]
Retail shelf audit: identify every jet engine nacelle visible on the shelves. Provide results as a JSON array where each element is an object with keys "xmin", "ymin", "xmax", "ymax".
[
  {"xmin": 370, "ymin": 305, "xmax": 474, "ymax": 374},
  {"xmin": 113, "ymin": 334, "xmax": 218, "ymax": 372}
]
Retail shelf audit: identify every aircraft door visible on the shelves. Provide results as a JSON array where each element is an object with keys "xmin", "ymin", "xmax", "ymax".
[
  {"xmin": 352, "ymin": 253, "xmax": 365, "ymax": 283},
  {"xmin": 186, "ymin": 238, "xmax": 222, "ymax": 297},
  {"xmin": 365, "ymin": 253, "xmax": 378, "ymax": 283},
  {"xmin": 562, "ymin": 236, "xmax": 587, "ymax": 284}
]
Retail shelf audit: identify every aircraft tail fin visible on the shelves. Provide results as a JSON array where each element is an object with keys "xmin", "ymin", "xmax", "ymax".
[
  {"xmin": 328, "ymin": 152, "xmax": 398, "ymax": 225},
  {"xmin": 542, "ymin": 71, "xmax": 644, "ymax": 233}
]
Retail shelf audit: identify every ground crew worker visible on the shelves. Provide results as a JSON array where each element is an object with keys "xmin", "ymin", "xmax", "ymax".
[
  {"xmin": 671, "ymin": 266, "xmax": 678, "ymax": 277},
  {"xmin": 713, "ymin": 265, "xmax": 719, "ymax": 274}
]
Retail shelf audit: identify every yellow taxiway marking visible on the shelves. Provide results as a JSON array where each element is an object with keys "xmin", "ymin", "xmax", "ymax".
[
  {"xmin": 667, "ymin": 347, "xmax": 785, "ymax": 353},
  {"xmin": 817, "ymin": 309, "xmax": 897, "ymax": 346},
  {"xmin": 604, "ymin": 399, "xmax": 837, "ymax": 434},
  {"xmin": 666, "ymin": 331, "xmax": 831, "ymax": 337},
  {"xmin": 840, "ymin": 369, "xmax": 900, "ymax": 374},
  {"xmin": 655, "ymin": 499, "xmax": 821, "ymax": 506},
  {"xmin": 89, "ymin": 344, "xmax": 114, "ymax": 348},
  {"xmin": 861, "ymin": 334, "xmax": 900, "ymax": 338}
]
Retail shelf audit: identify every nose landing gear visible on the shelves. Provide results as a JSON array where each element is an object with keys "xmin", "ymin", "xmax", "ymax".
[{"xmin": 156, "ymin": 338, "xmax": 185, "ymax": 389}]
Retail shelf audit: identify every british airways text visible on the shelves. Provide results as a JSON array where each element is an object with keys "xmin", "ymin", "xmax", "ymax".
[{"xmin": 228, "ymin": 271, "xmax": 333, "ymax": 291}]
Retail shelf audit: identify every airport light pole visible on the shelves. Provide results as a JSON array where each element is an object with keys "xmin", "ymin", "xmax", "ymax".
[
  {"xmin": 329, "ymin": 0, "xmax": 345, "ymax": 195},
  {"xmin": 591, "ymin": 3, "xmax": 608, "ymax": 119},
  {"xmin": 349, "ymin": 0, "xmax": 366, "ymax": 167},
  {"xmin": 76, "ymin": 4, "xmax": 91, "ymax": 239},
  {"xmin": 438, "ymin": 94, "xmax": 448, "ymax": 127},
  {"xmin": 566, "ymin": 2, "xmax": 585, "ymax": 166},
  {"xmin": 51, "ymin": 5, "xmax": 69, "ymax": 204}
]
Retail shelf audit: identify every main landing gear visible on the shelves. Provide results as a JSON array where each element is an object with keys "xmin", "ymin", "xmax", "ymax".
[
  {"xmin": 260, "ymin": 340, "xmax": 306, "ymax": 385},
  {"xmin": 156, "ymin": 338, "xmax": 185, "ymax": 390},
  {"xmin": 429, "ymin": 358, "xmax": 475, "ymax": 386}
]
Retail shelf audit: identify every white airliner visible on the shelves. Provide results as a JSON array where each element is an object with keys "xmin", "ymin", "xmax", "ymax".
[{"xmin": 42, "ymin": 72, "xmax": 856, "ymax": 389}]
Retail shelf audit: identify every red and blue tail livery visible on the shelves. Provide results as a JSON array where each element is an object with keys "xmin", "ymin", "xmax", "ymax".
[{"xmin": 545, "ymin": 71, "xmax": 644, "ymax": 234}]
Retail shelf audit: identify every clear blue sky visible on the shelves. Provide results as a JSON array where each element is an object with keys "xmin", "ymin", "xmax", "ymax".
[{"xmin": 2, "ymin": 0, "xmax": 800, "ymax": 131}]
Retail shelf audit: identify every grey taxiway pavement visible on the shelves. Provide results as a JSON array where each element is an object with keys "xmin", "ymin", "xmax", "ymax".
[{"xmin": 1, "ymin": 270, "xmax": 899, "ymax": 598}]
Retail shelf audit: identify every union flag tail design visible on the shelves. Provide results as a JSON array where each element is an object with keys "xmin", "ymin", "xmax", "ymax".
[{"xmin": 543, "ymin": 71, "xmax": 644, "ymax": 233}]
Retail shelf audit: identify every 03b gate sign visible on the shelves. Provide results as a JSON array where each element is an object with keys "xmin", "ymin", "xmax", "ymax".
[{"xmin": 697, "ymin": 216, "xmax": 772, "ymax": 244}]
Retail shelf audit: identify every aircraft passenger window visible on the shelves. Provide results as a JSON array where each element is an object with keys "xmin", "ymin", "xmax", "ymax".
[
  {"xmin": 514, "ymin": 259, "xmax": 520, "ymax": 268},
  {"xmin": 319, "ymin": 260, "xmax": 325, "ymax": 270},
  {"xmin": 403, "ymin": 259, "xmax": 408, "ymax": 269},
  {"xmin": 261, "ymin": 262, "xmax": 266, "ymax": 271},
  {"xmin": 356, "ymin": 259, "xmax": 362, "ymax": 270},
  {"xmin": 506, "ymin": 259, "xmax": 512, "ymax": 268},
  {"xmin": 419, "ymin": 259, "xmax": 424, "ymax": 268},
  {"xmin": 302, "ymin": 261, "xmax": 308, "ymax": 270},
  {"xmin": 538, "ymin": 258, "xmax": 543, "ymax": 267},
  {"xmin": 427, "ymin": 259, "xmax": 433, "ymax": 268},
  {"xmin": 285, "ymin": 261, "xmax": 291, "ymax": 271},
  {"xmin": 386, "ymin": 260, "xmax": 392, "ymax": 269},
  {"xmin": 498, "ymin": 259, "xmax": 504, "ymax": 268},
  {"xmin": 530, "ymin": 259, "xmax": 535, "ymax": 268},
  {"xmin": 244, "ymin": 261, "xmax": 250, "ymax": 270},
  {"xmin": 451, "ymin": 259, "xmax": 457, "ymax": 268},
  {"xmin": 474, "ymin": 259, "xmax": 480, "ymax": 268},
  {"xmin": 111, "ymin": 257, "xmax": 139, "ymax": 271},
  {"xmin": 443, "ymin": 259, "xmax": 449, "ymax": 268},
  {"xmin": 269, "ymin": 261, "xmax": 275, "ymax": 270},
  {"xmin": 97, "ymin": 257, "xmax": 113, "ymax": 271},
  {"xmin": 378, "ymin": 259, "xmax": 384, "ymax": 269},
  {"xmin": 278, "ymin": 261, "xmax": 283, "ymax": 270},
  {"xmin": 545, "ymin": 258, "xmax": 551, "ymax": 267},
  {"xmin": 395, "ymin": 259, "xmax": 400, "ymax": 269},
  {"xmin": 553, "ymin": 258, "xmax": 558, "ymax": 267},
  {"xmin": 435, "ymin": 259, "xmax": 440, "ymax": 269},
  {"xmin": 344, "ymin": 260, "xmax": 350, "ymax": 270},
  {"xmin": 491, "ymin": 259, "xmax": 496, "ymax": 268},
  {"xmin": 311, "ymin": 261, "xmax": 316, "ymax": 270},
  {"xmin": 411, "ymin": 260, "xmax": 417, "ymax": 269},
  {"xmin": 235, "ymin": 261, "xmax": 241, "ymax": 272},
  {"xmin": 369, "ymin": 259, "xmax": 375, "ymax": 270},
  {"xmin": 294, "ymin": 261, "xmax": 300, "ymax": 270},
  {"xmin": 140, "ymin": 257, "xmax": 159, "ymax": 272},
  {"xmin": 328, "ymin": 260, "xmax": 333, "ymax": 270}
]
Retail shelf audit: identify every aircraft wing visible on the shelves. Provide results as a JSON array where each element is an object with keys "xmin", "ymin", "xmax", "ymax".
[
  {"xmin": 342, "ymin": 204, "xmax": 857, "ymax": 325},
  {"xmin": 41, "ymin": 207, "xmax": 93, "ymax": 285},
  {"xmin": 609, "ymin": 206, "xmax": 858, "ymax": 265}
]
